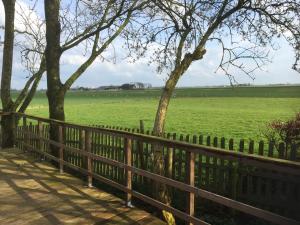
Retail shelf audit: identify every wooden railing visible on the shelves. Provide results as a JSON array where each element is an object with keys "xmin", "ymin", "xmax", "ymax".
[{"xmin": 1, "ymin": 112, "xmax": 300, "ymax": 225}]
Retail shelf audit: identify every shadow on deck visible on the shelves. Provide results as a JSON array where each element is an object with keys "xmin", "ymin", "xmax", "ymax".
[{"xmin": 0, "ymin": 148, "xmax": 165, "ymax": 225}]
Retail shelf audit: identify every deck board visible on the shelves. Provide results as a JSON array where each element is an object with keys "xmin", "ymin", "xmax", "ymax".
[{"xmin": 0, "ymin": 149, "xmax": 165, "ymax": 225}]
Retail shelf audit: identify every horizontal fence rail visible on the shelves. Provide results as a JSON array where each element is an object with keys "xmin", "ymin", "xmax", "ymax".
[{"xmin": 1, "ymin": 112, "xmax": 300, "ymax": 225}]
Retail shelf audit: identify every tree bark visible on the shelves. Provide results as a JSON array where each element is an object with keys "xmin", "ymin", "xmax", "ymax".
[
  {"xmin": 153, "ymin": 78, "xmax": 178, "ymax": 136},
  {"xmin": 44, "ymin": 0, "xmax": 64, "ymax": 156},
  {"xmin": 152, "ymin": 52, "xmax": 204, "ymax": 224},
  {"xmin": 1, "ymin": 0, "xmax": 16, "ymax": 148},
  {"xmin": 47, "ymin": 89, "xmax": 65, "ymax": 157},
  {"xmin": 152, "ymin": 71, "xmax": 181, "ymax": 225}
]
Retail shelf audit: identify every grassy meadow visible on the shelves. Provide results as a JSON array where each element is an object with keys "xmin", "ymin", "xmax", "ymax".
[{"xmin": 17, "ymin": 85, "xmax": 300, "ymax": 142}]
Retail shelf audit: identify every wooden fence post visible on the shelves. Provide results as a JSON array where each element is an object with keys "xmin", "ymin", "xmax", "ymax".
[
  {"xmin": 125, "ymin": 137, "xmax": 133, "ymax": 207},
  {"xmin": 238, "ymin": 139, "xmax": 245, "ymax": 197},
  {"xmin": 59, "ymin": 125, "xmax": 64, "ymax": 174},
  {"xmin": 290, "ymin": 144, "xmax": 297, "ymax": 161},
  {"xmin": 239, "ymin": 139, "xmax": 244, "ymax": 153},
  {"xmin": 138, "ymin": 120, "xmax": 145, "ymax": 171},
  {"xmin": 249, "ymin": 140, "xmax": 254, "ymax": 154},
  {"xmin": 37, "ymin": 121, "xmax": 44, "ymax": 159},
  {"xmin": 23, "ymin": 116, "xmax": 28, "ymax": 152},
  {"xmin": 166, "ymin": 133, "xmax": 173, "ymax": 179},
  {"xmin": 206, "ymin": 136, "xmax": 211, "ymax": 146},
  {"xmin": 228, "ymin": 139, "xmax": 237, "ymax": 200},
  {"xmin": 221, "ymin": 137, "xmax": 225, "ymax": 149},
  {"xmin": 29, "ymin": 122, "xmax": 33, "ymax": 152},
  {"xmin": 186, "ymin": 149, "xmax": 195, "ymax": 225},
  {"xmin": 229, "ymin": 138, "xmax": 234, "ymax": 151},
  {"xmin": 11, "ymin": 113, "xmax": 16, "ymax": 147},
  {"xmin": 213, "ymin": 137, "xmax": 218, "ymax": 191},
  {"xmin": 172, "ymin": 133, "xmax": 177, "ymax": 181},
  {"xmin": 259, "ymin": 141, "xmax": 264, "ymax": 156},
  {"xmin": 213, "ymin": 137, "xmax": 218, "ymax": 147},
  {"xmin": 278, "ymin": 142, "xmax": 285, "ymax": 159},
  {"xmin": 268, "ymin": 141, "xmax": 274, "ymax": 157},
  {"xmin": 199, "ymin": 135, "xmax": 203, "ymax": 145},
  {"xmin": 80, "ymin": 129, "xmax": 86, "ymax": 168},
  {"xmin": 139, "ymin": 120, "xmax": 144, "ymax": 133},
  {"xmin": 85, "ymin": 129, "xmax": 92, "ymax": 187}
]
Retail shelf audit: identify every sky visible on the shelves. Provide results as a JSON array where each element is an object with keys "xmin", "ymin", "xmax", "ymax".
[{"xmin": 0, "ymin": 1, "xmax": 300, "ymax": 90}]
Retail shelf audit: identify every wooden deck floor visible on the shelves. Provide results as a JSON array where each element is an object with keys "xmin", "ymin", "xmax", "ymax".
[{"xmin": 0, "ymin": 149, "xmax": 165, "ymax": 225}]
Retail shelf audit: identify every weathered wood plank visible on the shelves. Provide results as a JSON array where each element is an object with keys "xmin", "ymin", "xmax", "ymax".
[{"xmin": 0, "ymin": 149, "xmax": 165, "ymax": 225}]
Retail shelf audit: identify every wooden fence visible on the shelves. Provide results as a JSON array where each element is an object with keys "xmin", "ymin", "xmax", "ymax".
[
  {"xmin": 95, "ymin": 122, "xmax": 299, "ymax": 161},
  {"xmin": 2, "ymin": 112, "xmax": 300, "ymax": 225}
]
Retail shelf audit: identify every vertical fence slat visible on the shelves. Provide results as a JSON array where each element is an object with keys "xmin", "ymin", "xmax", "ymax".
[
  {"xmin": 238, "ymin": 139, "xmax": 245, "ymax": 196},
  {"xmin": 278, "ymin": 142, "xmax": 285, "ymax": 159},
  {"xmin": 166, "ymin": 133, "xmax": 173, "ymax": 179},
  {"xmin": 229, "ymin": 138, "xmax": 237, "ymax": 200},
  {"xmin": 172, "ymin": 133, "xmax": 177, "ymax": 181},
  {"xmin": 213, "ymin": 137, "xmax": 218, "ymax": 192},
  {"xmin": 23, "ymin": 117, "xmax": 28, "ymax": 152},
  {"xmin": 259, "ymin": 141, "xmax": 264, "ymax": 156},
  {"xmin": 125, "ymin": 137, "xmax": 132, "ymax": 207},
  {"xmin": 268, "ymin": 141, "xmax": 274, "ymax": 158},
  {"xmin": 186, "ymin": 149, "xmax": 195, "ymax": 225},
  {"xmin": 220, "ymin": 137, "xmax": 226, "ymax": 194},
  {"xmin": 197, "ymin": 135, "xmax": 203, "ymax": 187},
  {"xmin": 178, "ymin": 134, "xmax": 184, "ymax": 181},
  {"xmin": 80, "ymin": 129, "xmax": 86, "ymax": 168},
  {"xmin": 37, "ymin": 121, "xmax": 43, "ymax": 157},
  {"xmin": 59, "ymin": 125, "xmax": 64, "ymax": 174},
  {"xmin": 86, "ymin": 129, "xmax": 92, "ymax": 187},
  {"xmin": 205, "ymin": 136, "xmax": 211, "ymax": 189},
  {"xmin": 290, "ymin": 144, "xmax": 297, "ymax": 161},
  {"xmin": 248, "ymin": 140, "xmax": 254, "ymax": 199}
]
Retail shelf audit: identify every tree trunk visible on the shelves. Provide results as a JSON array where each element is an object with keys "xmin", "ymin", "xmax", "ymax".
[
  {"xmin": 1, "ymin": 114, "xmax": 15, "ymax": 148},
  {"xmin": 44, "ymin": 0, "xmax": 64, "ymax": 157},
  {"xmin": 1, "ymin": 0, "xmax": 16, "ymax": 148},
  {"xmin": 152, "ymin": 54, "xmax": 198, "ymax": 224},
  {"xmin": 152, "ymin": 72, "xmax": 181, "ymax": 225},
  {"xmin": 152, "ymin": 77, "xmax": 176, "ymax": 198},
  {"xmin": 47, "ymin": 89, "xmax": 65, "ymax": 157},
  {"xmin": 153, "ymin": 82, "xmax": 176, "ymax": 136},
  {"xmin": 153, "ymin": 54, "xmax": 195, "ymax": 136}
]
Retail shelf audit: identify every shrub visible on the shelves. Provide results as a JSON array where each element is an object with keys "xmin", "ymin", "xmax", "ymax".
[{"xmin": 264, "ymin": 112, "xmax": 300, "ymax": 158}]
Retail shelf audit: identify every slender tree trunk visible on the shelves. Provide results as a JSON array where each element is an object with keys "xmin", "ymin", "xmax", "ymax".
[
  {"xmin": 18, "ymin": 70, "xmax": 44, "ymax": 113},
  {"xmin": 153, "ymin": 80, "xmax": 177, "ymax": 136},
  {"xmin": 153, "ymin": 54, "xmax": 196, "ymax": 136},
  {"xmin": 152, "ymin": 53, "xmax": 202, "ymax": 224},
  {"xmin": 152, "ymin": 72, "xmax": 181, "ymax": 225},
  {"xmin": 1, "ymin": 0, "xmax": 16, "ymax": 148}
]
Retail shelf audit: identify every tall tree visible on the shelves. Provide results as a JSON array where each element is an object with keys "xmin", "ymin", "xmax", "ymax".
[
  {"xmin": 1, "ymin": 0, "xmax": 16, "ymax": 147},
  {"xmin": 1, "ymin": 1, "xmax": 46, "ymax": 148},
  {"xmin": 130, "ymin": 0, "xmax": 300, "ymax": 137},
  {"xmin": 44, "ymin": 0, "xmax": 147, "ymax": 156},
  {"xmin": 127, "ymin": 0, "xmax": 300, "ymax": 223}
]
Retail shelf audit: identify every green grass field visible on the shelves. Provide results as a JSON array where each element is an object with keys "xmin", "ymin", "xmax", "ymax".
[{"xmin": 17, "ymin": 85, "xmax": 300, "ymax": 141}]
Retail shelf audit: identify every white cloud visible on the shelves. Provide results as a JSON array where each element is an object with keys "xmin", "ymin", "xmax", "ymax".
[
  {"xmin": 0, "ymin": 4, "xmax": 4, "ymax": 26},
  {"xmin": 61, "ymin": 54, "xmax": 88, "ymax": 66},
  {"xmin": 0, "ymin": 3, "xmax": 4, "ymax": 46}
]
